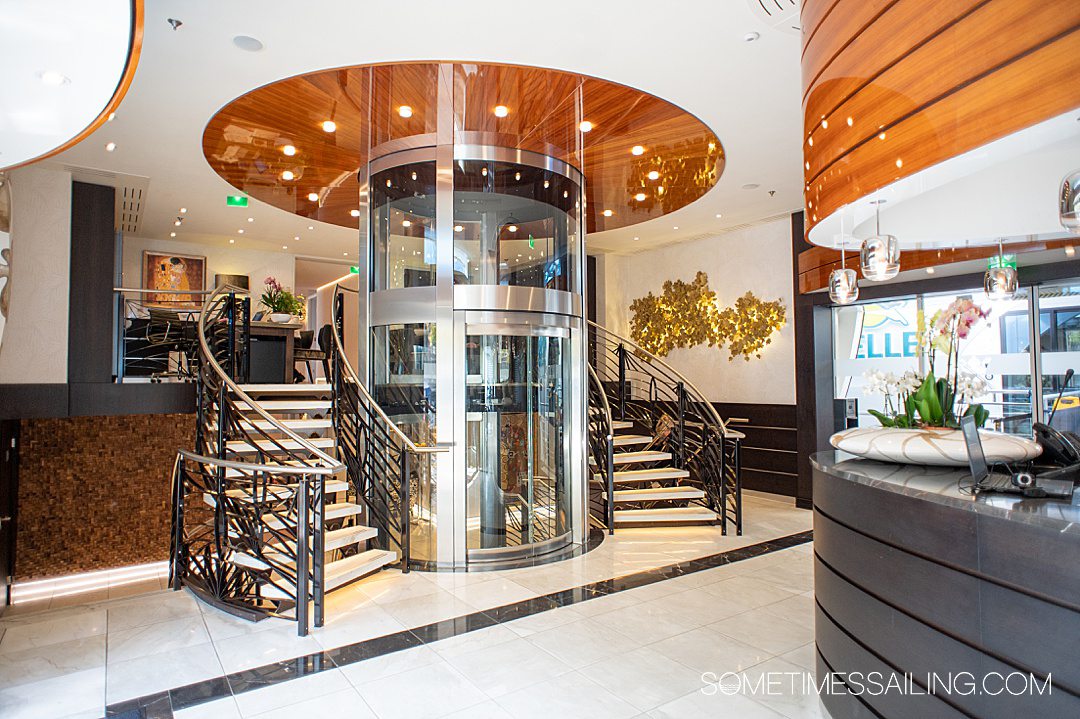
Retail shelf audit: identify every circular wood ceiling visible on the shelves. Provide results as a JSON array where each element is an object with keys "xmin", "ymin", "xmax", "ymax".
[{"xmin": 202, "ymin": 62, "xmax": 723, "ymax": 234}]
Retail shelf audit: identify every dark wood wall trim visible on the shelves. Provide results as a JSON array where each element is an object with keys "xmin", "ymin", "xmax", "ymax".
[
  {"xmin": 69, "ymin": 181, "xmax": 118, "ymax": 384},
  {"xmin": 714, "ymin": 402, "xmax": 798, "ymax": 498},
  {"xmin": 793, "ymin": 211, "xmax": 820, "ymax": 509},
  {"xmin": 0, "ymin": 384, "xmax": 195, "ymax": 420}
]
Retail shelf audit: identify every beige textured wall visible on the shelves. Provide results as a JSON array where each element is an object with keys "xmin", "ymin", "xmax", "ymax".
[
  {"xmin": 0, "ymin": 165, "xmax": 72, "ymax": 384},
  {"xmin": 601, "ymin": 217, "xmax": 796, "ymax": 405}
]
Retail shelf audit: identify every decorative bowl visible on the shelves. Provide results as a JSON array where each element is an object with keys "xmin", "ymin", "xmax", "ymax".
[
  {"xmin": 268, "ymin": 313, "xmax": 292, "ymax": 323},
  {"xmin": 830, "ymin": 426, "xmax": 1042, "ymax": 467}
]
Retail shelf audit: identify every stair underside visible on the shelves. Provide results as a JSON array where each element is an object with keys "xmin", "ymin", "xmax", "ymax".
[
  {"xmin": 605, "ymin": 486, "xmax": 705, "ymax": 502},
  {"xmin": 260, "ymin": 548, "xmax": 397, "ymax": 600}
]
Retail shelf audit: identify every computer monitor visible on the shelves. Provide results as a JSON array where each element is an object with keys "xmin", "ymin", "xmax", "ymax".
[{"xmin": 961, "ymin": 415, "xmax": 989, "ymax": 482}]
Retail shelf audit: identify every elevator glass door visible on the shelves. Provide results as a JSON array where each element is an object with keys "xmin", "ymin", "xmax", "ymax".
[{"xmin": 465, "ymin": 326, "xmax": 572, "ymax": 560}]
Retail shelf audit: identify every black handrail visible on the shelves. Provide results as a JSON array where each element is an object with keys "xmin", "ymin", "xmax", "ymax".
[{"xmin": 586, "ymin": 364, "xmax": 616, "ymax": 534}]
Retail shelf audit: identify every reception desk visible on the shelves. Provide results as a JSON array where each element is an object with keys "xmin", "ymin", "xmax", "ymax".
[{"xmin": 811, "ymin": 452, "xmax": 1080, "ymax": 719}]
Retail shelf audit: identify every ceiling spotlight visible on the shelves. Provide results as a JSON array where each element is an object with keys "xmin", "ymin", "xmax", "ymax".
[
  {"xmin": 247, "ymin": 217, "xmax": 254, "ymax": 222},
  {"xmin": 481, "ymin": 167, "xmax": 488, "ymax": 177},
  {"xmin": 715, "ymin": 213, "xmax": 722, "ymax": 218},
  {"xmin": 657, "ymin": 186, "xmax": 665, "ymax": 195},
  {"xmin": 1067, "ymin": 245, "xmax": 1077, "ymax": 257},
  {"xmin": 603, "ymin": 209, "xmax": 613, "ymax": 217},
  {"xmin": 673, "ymin": 226, "xmax": 679, "ymax": 230},
  {"xmin": 167, "ymin": 18, "xmax": 182, "ymax": 31},
  {"xmin": 282, "ymin": 145, "xmax": 297, "ymax": 156},
  {"xmin": 493, "ymin": 105, "xmax": 509, "ymax": 118},
  {"xmin": 563, "ymin": 190, "xmax": 569, "ymax": 198},
  {"xmin": 174, "ymin": 219, "xmax": 182, "ymax": 226},
  {"xmin": 307, "ymin": 192, "xmax": 319, "ymax": 202},
  {"xmin": 229, "ymin": 238, "xmax": 235, "ymax": 244},
  {"xmin": 343, "ymin": 252, "xmax": 349, "ymax": 256},
  {"xmin": 579, "ymin": 120, "xmax": 594, "ymax": 133},
  {"xmin": 411, "ymin": 171, "xmax": 417, "ymax": 181},
  {"xmin": 508, "ymin": 224, "xmax": 518, "ymax": 233},
  {"xmin": 543, "ymin": 180, "xmax": 550, "ymax": 189},
  {"xmin": 647, "ymin": 170, "xmax": 660, "ymax": 181},
  {"xmin": 107, "ymin": 112, "xmax": 115, "ymax": 122},
  {"xmin": 633, "ymin": 236, "xmax": 640, "ymax": 241},
  {"xmin": 744, "ymin": 31, "xmax": 760, "ymax": 42},
  {"xmin": 237, "ymin": 229, "xmax": 244, "ymax": 234},
  {"xmin": 631, "ymin": 145, "xmax": 645, "ymax": 156},
  {"xmin": 308, "ymin": 225, "xmax": 314, "ymax": 230},
  {"xmin": 321, "ymin": 120, "xmax": 336, "ymax": 132},
  {"xmin": 402, "ymin": 219, "xmax": 412, "ymax": 227},
  {"xmin": 454, "ymin": 225, "xmax": 463, "ymax": 232},
  {"xmin": 386, "ymin": 179, "xmax": 393, "ymax": 187},
  {"xmin": 634, "ymin": 193, "xmax": 646, "ymax": 202},
  {"xmin": 398, "ymin": 105, "xmax": 413, "ymax": 118},
  {"xmin": 926, "ymin": 267, "xmax": 936, "ymax": 274},
  {"xmin": 281, "ymin": 170, "xmax": 294, "ymax": 181},
  {"xmin": 282, "ymin": 245, "xmax": 288, "ymax": 250},
  {"xmin": 860, "ymin": 200, "xmax": 901, "ymax": 281},
  {"xmin": 179, "ymin": 207, "xmax": 187, "ymax": 213},
  {"xmin": 105, "ymin": 142, "xmax": 116, "ymax": 152},
  {"xmin": 294, "ymin": 236, "xmax": 300, "ymax": 241},
  {"xmin": 847, "ymin": 116, "xmax": 854, "ymax": 126},
  {"xmin": 170, "ymin": 232, "xmax": 176, "ymax": 238},
  {"xmin": 514, "ymin": 172, "xmax": 521, "ymax": 181},
  {"xmin": 350, "ymin": 209, "xmax": 360, "ymax": 217}
]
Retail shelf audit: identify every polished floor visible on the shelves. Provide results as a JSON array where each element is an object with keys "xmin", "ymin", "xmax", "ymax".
[{"xmin": 0, "ymin": 495, "xmax": 828, "ymax": 719}]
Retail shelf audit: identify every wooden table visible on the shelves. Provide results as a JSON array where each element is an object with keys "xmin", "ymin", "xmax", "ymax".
[{"xmin": 248, "ymin": 321, "xmax": 303, "ymax": 383}]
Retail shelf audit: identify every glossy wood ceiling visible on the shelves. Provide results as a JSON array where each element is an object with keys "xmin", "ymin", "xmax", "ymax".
[
  {"xmin": 202, "ymin": 63, "xmax": 723, "ymax": 234},
  {"xmin": 801, "ymin": 0, "xmax": 1080, "ymax": 238}
]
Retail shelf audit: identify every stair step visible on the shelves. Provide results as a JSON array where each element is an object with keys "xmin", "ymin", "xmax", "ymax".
[
  {"xmin": 225, "ymin": 437, "xmax": 336, "ymax": 454},
  {"xmin": 213, "ymin": 479, "xmax": 349, "ymax": 502},
  {"xmin": 260, "ymin": 548, "xmax": 397, "ymax": 600},
  {"xmin": 612, "ymin": 467, "xmax": 691, "ymax": 482},
  {"xmin": 228, "ymin": 525, "xmax": 380, "ymax": 570},
  {"xmin": 613, "ymin": 506, "xmax": 718, "ymax": 524},
  {"xmin": 605, "ymin": 486, "xmax": 706, "ymax": 502},
  {"xmin": 613, "ymin": 434, "xmax": 652, "ymax": 448},
  {"xmin": 239, "ymin": 418, "xmax": 333, "ymax": 432},
  {"xmin": 234, "ymin": 400, "xmax": 332, "ymax": 412},
  {"xmin": 611, "ymin": 421, "xmax": 634, "ymax": 431},
  {"xmin": 262, "ymin": 501, "xmax": 364, "ymax": 530},
  {"xmin": 612, "ymin": 450, "xmax": 672, "ymax": 465},
  {"xmin": 237, "ymin": 383, "xmax": 333, "ymax": 396}
]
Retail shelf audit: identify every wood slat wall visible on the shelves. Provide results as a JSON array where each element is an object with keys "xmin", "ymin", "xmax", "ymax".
[
  {"xmin": 800, "ymin": 0, "xmax": 1080, "ymax": 239},
  {"xmin": 714, "ymin": 403, "xmax": 798, "ymax": 497}
]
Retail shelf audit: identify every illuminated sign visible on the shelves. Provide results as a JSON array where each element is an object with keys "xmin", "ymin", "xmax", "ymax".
[{"xmin": 856, "ymin": 301, "xmax": 918, "ymax": 358}]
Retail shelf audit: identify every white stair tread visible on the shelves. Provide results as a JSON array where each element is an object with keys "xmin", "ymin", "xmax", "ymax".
[
  {"xmin": 606, "ymin": 486, "xmax": 706, "ymax": 502},
  {"xmin": 614, "ymin": 506, "xmax": 718, "ymax": 523},
  {"xmin": 613, "ymin": 467, "xmax": 691, "ymax": 482},
  {"xmin": 613, "ymin": 434, "xmax": 652, "ymax": 447},
  {"xmin": 211, "ymin": 479, "xmax": 349, "ymax": 503},
  {"xmin": 262, "ymin": 501, "xmax": 363, "ymax": 530},
  {"xmin": 237, "ymin": 383, "xmax": 332, "ymax": 395},
  {"xmin": 612, "ymin": 450, "xmax": 672, "ymax": 465},
  {"xmin": 234, "ymin": 400, "xmax": 332, "ymax": 412},
  {"xmin": 239, "ymin": 418, "xmax": 333, "ymax": 432},
  {"xmin": 229, "ymin": 525, "xmax": 380, "ymax": 570},
  {"xmin": 260, "ymin": 549, "xmax": 397, "ymax": 600},
  {"xmin": 612, "ymin": 420, "xmax": 634, "ymax": 431},
  {"xmin": 226, "ymin": 437, "xmax": 336, "ymax": 454}
]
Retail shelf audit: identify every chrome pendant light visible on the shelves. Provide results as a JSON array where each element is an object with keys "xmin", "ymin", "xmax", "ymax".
[
  {"xmin": 984, "ymin": 238, "xmax": 1018, "ymax": 300},
  {"xmin": 828, "ymin": 236, "xmax": 859, "ymax": 305},
  {"xmin": 860, "ymin": 200, "xmax": 900, "ymax": 281},
  {"xmin": 1061, "ymin": 169, "xmax": 1080, "ymax": 235}
]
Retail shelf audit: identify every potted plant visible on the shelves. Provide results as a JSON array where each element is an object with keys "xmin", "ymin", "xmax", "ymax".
[
  {"xmin": 831, "ymin": 298, "xmax": 1041, "ymax": 466},
  {"xmin": 260, "ymin": 276, "xmax": 305, "ymax": 323}
]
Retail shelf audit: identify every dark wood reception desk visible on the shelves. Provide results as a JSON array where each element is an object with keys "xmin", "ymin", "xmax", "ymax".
[
  {"xmin": 811, "ymin": 452, "xmax": 1080, "ymax": 719},
  {"xmin": 248, "ymin": 320, "xmax": 302, "ymax": 383}
]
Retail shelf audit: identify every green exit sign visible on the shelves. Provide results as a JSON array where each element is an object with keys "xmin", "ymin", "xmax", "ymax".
[
  {"xmin": 226, "ymin": 195, "xmax": 249, "ymax": 207},
  {"xmin": 349, "ymin": 266, "xmax": 359, "ymax": 274},
  {"xmin": 528, "ymin": 234, "xmax": 535, "ymax": 249},
  {"xmin": 988, "ymin": 254, "xmax": 1017, "ymax": 270}
]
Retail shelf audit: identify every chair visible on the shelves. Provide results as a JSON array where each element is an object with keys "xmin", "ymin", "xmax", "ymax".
[{"xmin": 293, "ymin": 327, "xmax": 327, "ymax": 383}]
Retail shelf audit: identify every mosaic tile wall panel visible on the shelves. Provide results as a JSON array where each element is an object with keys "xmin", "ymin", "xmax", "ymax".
[{"xmin": 16, "ymin": 413, "xmax": 195, "ymax": 579}]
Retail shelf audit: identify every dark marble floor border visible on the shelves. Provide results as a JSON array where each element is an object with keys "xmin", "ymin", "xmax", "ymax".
[{"xmin": 103, "ymin": 530, "xmax": 813, "ymax": 719}]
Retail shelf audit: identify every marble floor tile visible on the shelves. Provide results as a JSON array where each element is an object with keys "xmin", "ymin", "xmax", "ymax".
[
  {"xmin": 447, "ymin": 577, "xmax": 537, "ymax": 610},
  {"xmin": 234, "ymin": 667, "xmax": 351, "ymax": 717},
  {"xmin": 495, "ymin": 671, "xmax": 639, "ymax": 719},
  {"xmin": 442, "ymin": 699, "xmax": 513, "ymax": 719},
  {"xmin": 647, "ymin": 686, "xmax": 787, "ymax": 719},
  {"xmin": 709, "ymin": 607, "xmax": 816, "ymax": 657},
  {"xmin": 106, "ymin": 590, "xmax": 201, "ymax": 632},
  {"xmin": 106, "ymin": 641, "xmax": 223, "ymax": 704},
  {"xmin": 212, "ymin": 624, "xmax": 323, "ymax": 674},
  {"xmin": 174, "ymin": 696, "xmax": 243, "ymax": 719},
  {"xmin": 338, "ymin": 644, "xmax": 444, "ymax": 686},
  {"xmin": 355, "ymin": 661, "xmax": 488, "ymax": 719},
  {"xmin": 106, "ymin": 614, "xmax": 210, "ymax": 664},
  {"xmin": 446, "ymin": 636, "xmax": 572, "ymax": 697},
  {"xmin": 381, "ymin": 589, "xmax": 477, "ymax": 628},
  {"xmin": 426, "ymin": 623, "xmax": 519, "ymax": 660},
  {"xmin": 0, "ymin": 666, "xmax": 106, "ymax": 719},
  {"xmin": 699, "ymin": 575, "xmax": 801, "ymax": 614},
  {"xmin": 0, "ymin": 634, "xmax": 105, "ymax": 689},
  {"xmin": 503, "ymin": 604, "xmax": 584, "ymax": 637},
  {"xmin": 579, "ymin": 645, "xmax": 706, "ymax": 711},
  {"xmin": 743, "ymin": 656, "xmax": 831, "ymax": 719},
  {"xmin": 248, "ymin": 688, "xmax": 376, "ymax": 719},
  {"xmin": 590, "ymin": 597, "xmax": 702, "ymax": 645},
  {"xmin": 311, "ymin": 603, "xmax": 407, "ymax": 652},
  {"xmin": 0, "ymin": 608, "xmax": 107, "ymax": 655},
  {"xmin": 649, "ymin": 625, "xmax": 773, "ymax": 675},
  {"xmin": 525, "ymin": 617, "xmax": 641, "ymax": 669}
]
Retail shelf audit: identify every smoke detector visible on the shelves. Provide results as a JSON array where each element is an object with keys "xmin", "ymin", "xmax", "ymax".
[{"xmin": 746, "ymin": 0, "xmax": 801, "ymax": 35}]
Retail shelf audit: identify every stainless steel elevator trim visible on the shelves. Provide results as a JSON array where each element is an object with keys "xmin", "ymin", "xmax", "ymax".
[
  {"xmin": 454, "ymin": 285, "xmax": 581, "ymax": 316},
  {"xmin": 370, "ymin": 287, "xmax": 438, "ymax": 325}
]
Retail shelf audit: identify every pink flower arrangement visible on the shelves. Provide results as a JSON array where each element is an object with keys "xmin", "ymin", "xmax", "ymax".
[{"xmin": 933, "ymin": 298, "xmax": 989, "ymax": 340}]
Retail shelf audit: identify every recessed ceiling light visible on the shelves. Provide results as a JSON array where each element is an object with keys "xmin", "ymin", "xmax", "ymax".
[
  {"xmin": 633, "ymin": 236, "xmax": 639, "ymax": 241},
  {"xmin": 402, "ymin": 219, "xmax": 412, "ymax": 227},
  {"xmin": 294, "ymin": 235, "xmax": 300, "ymax": 241},
  {"xmin": 350, "ymin": 209, "xmax": 360, "ymax": 217},
  {"xmin": 879, "ymin": 132, "xmax": 887, "ymax": 140},
  {"xmin": 821, "ymin": 119, "xmax": 829, "ymax": 129},
  {"xmin": 514, "ymin": 172, "xmax": 521, "ymax": 181},
  {"xmin": 343, "ymin": 252, "xmax": 349, "ymax": 256},
  {"xmin": 282, "ymin": 245, "xmax": 288, "ymax": 250},
  {"xmin": 647, "ymin": 171, "xmax": 660, "ymax": 181},
  {"xmin": 603, "ymin": 209, "xmax": 613, "ymax": 217},
  {"xmin": 105, "ymin": 142, "xmax": 116, "ymax": 152},
  {"xmin": 742, "ymin": 183, "xmax": 760, "ymax": 190},
  {"xmin": 398, "ymin": 105, "xmax": 413, "ymax": 118},
  {"xmin": 237, "ymin": 229, "xmax": 244, "ymax": 234},
  {"xmin": 493, "ymin": 105, "xmax": 509, "ymax": 118},
  {"xmin": 232, "ymin": 35, "xmax": 264, "ymax": 52},
  {"xmin": 579, "ymin": 120, "xmax": 594, "ymax": 133},
  {"xmin": 107, "ymin": 112, "xmax": 115, "ymax": 122},
  {"xmin": 307, "ymin": 192, "xmax": 319, "ymax": 202},
  {"xmin": 847, "ymin": 116, "xmax": 854, "ymax": 126},
  {"xmin": 926, "ymin": 267, "xmax": 935, "ymax": 274},
  {"xmin": 170, "ymin": 232, "xmax": 176, "ymax": 237},
  {"xmin": 411, "ymin": 171, "xmax": 417, "ymax": 181},
  {"xmin": 173, "ymin": 219, "xmax": 182, "ymax": 226},
  {"xmin": 308, "ymin": 225, "xmax": 314, "ymax": 230},
  {"xmin": 481, "ymin": 167, "xmax": 488, "ymax": 177},
  {"xmin": 229, "ymin": 238, "xmax": 235, "ymax": 244},
  {"xmin": 179, "ymin": 207, "xmax": 187, "ymax": 213},
  {"xmin": 247, "ymin": 217, "xmax": 254, "ymax": 222},
  {"xmin": 281, "ymin": 170, "xmax": 295, "ymax": 181},
  {"xmin": 673, "ymin": 226, "xmax": 679, "ymax": 230},
  {"xmin": 895, "ymin": 158, "xmax": 903, "ymax": 168},
  {"xmin": 1066, "ymin": 245, "xmax": 1076, "ymax": 256},
  {"xmin": 321, "ymin": 120, "xmax": 337, "ymax": 133},
  {"xmin": 563, "ymin": 190, "xmax": 569, "ymax": 198},
  {"xmin": 634, "ymin": 193, "xmax": 646, "ymax": 202},
  {"xmin": 543, "ymin": 180, "xmax": 550, "ymax": 189},
  {"xmin": 454, "ymin": 225, "xmax": 463, "ymax": 232},
  {"xmin": 631, "ymin": 145, "xmax": 645, "ymax": 156},
  {"xmin": 282, "ymin": 145, "xmax": 297, "ymax": 156},
  {"xmin": 715, "ymin": 213, "xmax": 723, "ymax": 218},
  {"xmin": 38, "ymin": 70, "xmax": 69, "ymax": 86},
  {"xmin": 508, "ymin": 224, "xmax": 518, "ymax": 233},
  {"xmin": 743, "ymin": 31, "xmax": 760, "ymax": 42}
]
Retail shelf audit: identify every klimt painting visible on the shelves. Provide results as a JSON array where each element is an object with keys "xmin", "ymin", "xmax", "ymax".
[{"xmin": 142, "ymin": 251, "xmax": 205, "ymax": 307}]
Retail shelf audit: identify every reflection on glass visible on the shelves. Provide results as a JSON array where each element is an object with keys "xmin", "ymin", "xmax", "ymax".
[
  {"xmin": 453, "ymin": 160, "xmax": 580, "ymax": 291},
  {"xmin": 1038, "ymin": 282, "xmax": 1080, "ymax": 433},
  {"xmin": 371, "ymin": 162, "xmax": 436, "ymax": 290},
  {"xmin": 371, "ymin": 323, "xmax": 437, "ymax": 563},
  {"xmin": 465, "ymin": 329, "xmax": 571, "ymax": 553}
]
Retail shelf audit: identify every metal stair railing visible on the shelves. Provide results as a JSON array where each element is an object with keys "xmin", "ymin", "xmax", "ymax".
[
  {"xmin": 588, "ymin": 320, "xmax": 742, "ymax": 534},
  {"xmin": 330, "ymin": 284, "xmax": 450, "ymax": 572},
  {"xmin": 171, "ymin": 285, "xmax": 345, "ymax": 636},
  {"xmin": 587, "ymin": 364, "xmax": 616, "ymax": 534}
]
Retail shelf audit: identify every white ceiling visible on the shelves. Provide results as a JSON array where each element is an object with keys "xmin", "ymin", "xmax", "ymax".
[
  {"xmin": 295, "ymin": 257, "xmax": 353, "ymax": 294},
  {"xmin": 42, "ymin": 0, "xmax": 805, "ymax": 259}
]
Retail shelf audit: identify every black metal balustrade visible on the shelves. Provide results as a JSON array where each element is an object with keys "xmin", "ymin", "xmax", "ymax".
[
  {"xmin": 588, "ymin": 321, "xmax": 742, "ymax": 534},
  {"xmin": 587, "ymin": 364, "xmax": 616, "ymax": 534},
  {"xmin": 330, "ymin": 285, "xmax": 449, "ymax": 573},
  {"xmin": 170, "ymin": 286, "xmax": 344, "ymax": 636}
]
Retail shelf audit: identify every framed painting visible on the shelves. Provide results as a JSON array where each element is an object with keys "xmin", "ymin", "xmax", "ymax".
[{"xmin": 142, "ymin": 251, "xmax": 206, "ymax": 307}]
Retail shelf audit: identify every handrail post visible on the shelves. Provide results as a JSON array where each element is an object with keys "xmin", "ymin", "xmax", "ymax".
[
  {"xmin": 169, "ymin": 457, "xmax": 184, "ymax": 590},
  {"xmin": 719, "ymin": 433, "xmax": 728, "ymax": 536},
  {"xmin": 676, "ymin": 382, "xmax": 686, "ymax": 469},
  {"xmin": 241, "ymin": 296, "xmax": 251, "ymax": 384},
  {"xmin": 296, "ymin": 476, "xmax": 310, "ymax": 637},
  {"xmin": 606, "ymin": 435, "xmax": 615, "ymax": 535},
  {"xmin": 400, "ymin": 451, "xmax": 411, "ymax": 574},
  {"xmin": 617, "ymin": 343, "xmax": 627, "ymax": 421},
  {"xmin": 313, "ymin": 474, "xmax": 325, "ymax": 628}
]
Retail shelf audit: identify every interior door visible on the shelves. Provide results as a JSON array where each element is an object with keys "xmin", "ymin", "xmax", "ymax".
[{"xmin": 0, "ymin": 420, "xmax": 18, "ymax": 610}]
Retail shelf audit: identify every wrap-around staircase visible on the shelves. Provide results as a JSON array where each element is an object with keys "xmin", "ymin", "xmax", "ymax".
[{"xmin": 170, "ymin": 286, "xmax": 740, "ymax": 636}]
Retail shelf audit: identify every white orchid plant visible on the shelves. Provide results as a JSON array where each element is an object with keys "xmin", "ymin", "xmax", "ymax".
[{"xmin": 864, "ymin": 298, "xmax": 992, "ymax": 429}]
